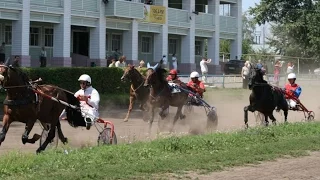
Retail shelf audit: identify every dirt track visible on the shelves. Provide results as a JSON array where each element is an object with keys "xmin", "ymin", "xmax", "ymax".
[{"xmin": 0, "ymin": 80, "xmax": 320, "ymax": 179}]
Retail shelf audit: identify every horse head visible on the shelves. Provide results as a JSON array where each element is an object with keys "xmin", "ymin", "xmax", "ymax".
[
  {"xmin": 144, "ymin": 63, "xmax": 160, "ymax": 87},
  {"xmin": 121, "ymin": 64, "xmax": 137, "ymax": 82},
  {"xmin": 248, "ymin": 64, "xmax": 265, "ymax": 90}
]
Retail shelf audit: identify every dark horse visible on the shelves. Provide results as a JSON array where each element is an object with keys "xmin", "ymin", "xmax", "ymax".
[
  {"xmin": 121, "ymin": 65, "xmax": 150, "ymax": 122},
  {"xmin": 144, "ymin": 65, "xmax": 189, "ymax": 132},
  {"xmin": 0, "ymin": 60, "xmax": 83, "ymax": 153},
  {"xmin": 244, "ymin": 64, "xmax": 288, "ymax": 128}
]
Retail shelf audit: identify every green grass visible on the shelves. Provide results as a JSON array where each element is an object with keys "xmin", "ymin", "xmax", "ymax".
[{"xmin": 1, "ymin": 122, "xmax": 320, "ymax": 180}]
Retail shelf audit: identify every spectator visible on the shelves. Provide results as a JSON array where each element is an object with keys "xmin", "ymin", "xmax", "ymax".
[
  {"xmin": 139, "ymin": 60, "xmax": 145, "ymax": 68},
  {"xmin": 241, "ymin": 61, "xmax": 250, "ymax": 89},
  {"xmin": 199, "ymin": 57, "xmax": 211, "ymax": 83},
  {"xmin": 115, "ymin": 56, "xmax": 126, "ymax": 68},
  {"xmin": 0, "ymin": 42, "xmax": 5, "ymax": 64},
  {"xmin": 39, "ymin": 46, "xmax": 47, "ymax": 67},
  {"xmin": 273, "ymin": 60, "xmax": 283, "ymax": 87},
  {"xmin": 12, "ymin": 55, "xmax": 20, "ymax": 67},
  {"xmin": 172, "ymin": 53, "xmax": 177, "ymax": 70},
  {"xmin": 256, "ymin": 59, "xmax": 263, "ymax": 69},
  {"xmin": 287, "ymin": 62, "xmax": 294, "ymax": 75},
  {"xmin": 108, "ymin": 59, "xmax": 116, "ymax": 67},
  {"xmin": 160, "ymin": 55, "xmax": 167, "ymax": 69}
]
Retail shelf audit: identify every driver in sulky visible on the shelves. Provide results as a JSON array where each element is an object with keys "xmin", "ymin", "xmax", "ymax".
[{"xmin": 60, "ymin": 74, "xmax": 100, "ymax": 130}]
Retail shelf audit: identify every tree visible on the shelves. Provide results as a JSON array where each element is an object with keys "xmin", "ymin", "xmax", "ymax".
[{"xmin": 249, "ymin": 0, "xmax": 320, "ymax": 58}]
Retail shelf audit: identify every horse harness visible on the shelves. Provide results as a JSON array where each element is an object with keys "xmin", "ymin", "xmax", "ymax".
[{"xmin": 2, "ymin": 83, "xmax": 40, "ymax": 107}]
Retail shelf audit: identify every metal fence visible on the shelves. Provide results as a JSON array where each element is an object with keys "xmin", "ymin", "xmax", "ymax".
[{"xmin": 177, "ymin": 73, "xmax": 320, "ymax": 88}]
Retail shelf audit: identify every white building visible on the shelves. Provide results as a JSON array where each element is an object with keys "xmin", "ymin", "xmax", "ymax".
[
  {"xmin": 0, "ymin": 0, "xmax": 242, "ymax": 74},
  {"xmin": 251, "ymin": 23, "xmax": 276, "ymax": 53}
]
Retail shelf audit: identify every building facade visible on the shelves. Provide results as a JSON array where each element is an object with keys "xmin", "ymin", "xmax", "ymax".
[{"xmin": 0, "ymin": 0, "xmax": 242, "ymax": 73}]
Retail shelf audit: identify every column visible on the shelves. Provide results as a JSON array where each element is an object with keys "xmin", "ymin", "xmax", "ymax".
[
  {"xmin": 89, "ymin": 0, "xmax": 106, "ymax": 67},
  {"xmin": 122, "ymin": 20, "xmax": 138, "ymax": 66},
  {"xmin": 11, "ymin": 0, "xmax": 30, "ymax": 67},
  {"xmin": 180, "ymin": 0, "xmax": 196, "ymax": 74},
  {"xmin": 153, "ymin": 0, "xmax": 168, "ymax": 65},
  {"xmin": 230, "ymin": 0, "xmax": 242, "ymax": 60},
  {"xmin": 52, "ymin": 0, "xmax": 71, "ymax": 67},
  {"xmin": 207, "ymin": 0, "xmax": 221, "ymax": 74}
]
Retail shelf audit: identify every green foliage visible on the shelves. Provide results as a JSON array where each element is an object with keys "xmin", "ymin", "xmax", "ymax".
[
  {"xmin": 249, "ymin": 0, "xmax": 320, "ymax": 58},
  {"xmin": 20, "ymin": 67, "xmax": 149, "ymax": 95},
  {"xmin": 1, "ymin": 122, "xmax": 320, "ymax": 179}
]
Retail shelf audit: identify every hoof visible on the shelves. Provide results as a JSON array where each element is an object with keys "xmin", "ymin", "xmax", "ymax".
[
  {"xmin": 63, "ymin": 137, "xmax": 68, "ymax": 144},
  {"xmin": 22, "ymin": 137, "xmax": 28, "ymax": 145},
  {"xmin": 36, "ymin": 148, "xmax": 43, "ymax": 154},
  {"xmin": 180, "ymin": 114, "xmax": 186, "ymax": 120},
  {"xmin": 123, "ymin": 119, "xmax": 128, "ymax": 122}
]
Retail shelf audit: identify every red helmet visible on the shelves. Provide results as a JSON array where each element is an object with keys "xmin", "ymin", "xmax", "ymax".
[{"xmin": 169, "ymin": 69, "xmax": 178, "ymax": 75}]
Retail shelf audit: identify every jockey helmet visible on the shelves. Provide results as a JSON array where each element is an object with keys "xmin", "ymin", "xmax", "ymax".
[
  {"xmin": 190, "ymin": 71, "xmax": 200, "ymax": 78},
  {"xmin": 78, "ymin": 74, "xmax": 92, "ymax": 84},
  {"xmin": 169, "ymin": 69, "xmax": 178, "ymax": 75},
  {"xmin": 287, "ymin": 73, "xmax": 296, "ymax": 79}
]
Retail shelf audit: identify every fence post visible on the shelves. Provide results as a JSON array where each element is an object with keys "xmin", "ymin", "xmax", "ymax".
[
  {"xmin": 222, "ymin": 73, "xmax": 225, "ymax": 88},
  {"xmin": 298, "ymin": 58, "xmax": 300, "ymax": 75}
]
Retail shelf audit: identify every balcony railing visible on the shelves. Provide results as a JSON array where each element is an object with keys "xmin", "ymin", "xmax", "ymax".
[
  {"xmin": 220, "ymin": 16, "xmax": 237, "ymax": 33},
  {"xmin": 105, "ymin": 0, "xmax": 144, "ymax": 19},
  {"xmin": 168, "ymin": 8, "xmax": 189, "ymax": 28},
  {"xmin": 195, "ymin": 13, "xmax": 215, "ymax": 30}
]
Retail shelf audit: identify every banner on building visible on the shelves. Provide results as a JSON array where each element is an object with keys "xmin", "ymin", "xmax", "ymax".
[{"xmin": 142, "ymin": 5, "xmax": 166, "ymax": 24}]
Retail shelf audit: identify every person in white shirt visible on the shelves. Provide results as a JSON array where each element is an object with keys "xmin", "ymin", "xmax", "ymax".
[
  {"xmin": 199, "ymin": 57, "xmax": 212, "ymax": 83},
  {"xmin": 172, "ymin": 53, "xmax": 177, "ymax": 70},
  {"xmin": 115, "ymin": 56, "xmax": 126, "ymax": 68},
  {"xmin": 39, "ymin": 46, "xmax": 47, "ymax": 67},
  {"xmin": 59, "ymin": 74, "xmax": 100, "ymax": 130},
  {"xmin": 160, "ymin": 55, "xmax": 167, "ymax": 69},
  {"xmin": 286, "ymin": 62, "xmax": 294, "ymax": 74},
  {"xmin": 241, "ymin": 61, "xmax": 250, "ymax": 89}
]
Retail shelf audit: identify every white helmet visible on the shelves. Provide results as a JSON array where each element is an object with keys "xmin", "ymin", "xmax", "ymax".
[
  {"xmin": 190, "ymin": 71, "xmax": 200, "ymax": 78},
  {"xmin": 287, "ymin": 73, "xmax": 296, "ymax": 79},
  {"xmin": 78, "ymin": 74, "xmax": 91, "ymax": 84}
]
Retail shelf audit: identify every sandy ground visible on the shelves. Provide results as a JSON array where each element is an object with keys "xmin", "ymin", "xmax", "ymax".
[{"xmin": 0, "ymin": 79, "xmax": 320, "ymax": 179}]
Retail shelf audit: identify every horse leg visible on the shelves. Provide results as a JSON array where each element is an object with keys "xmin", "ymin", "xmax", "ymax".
[
  {"xmin": 264, "ymin": 114, "xmax": 269, "ymax": 126},
  {"xmin": 0, "ymin": 114, "xmax": 11, "ymax": 146},
  {"xmin": 148, "ymin": 106, "xmax": 155, "ymax": 134},
  {"xmin": 283, "ymin": 109, "xmax": 288, "ymax": 123},
  {"xmin": 22, "ymin": 119, "xmax": 40, "ymax": 144},
  {"xmin": 56, "ymin": 120, "xmax": 68, "ymax": 144},
  {"xmin": 244, "ymin": 105, "xmax": 254, "ymax": 128},
  {"xmin": 36, "ymin": 125, "xmax": 56, "ymax": 154},
  {"xmin": 170, "ymin": 106, "xmax": 183, "ymax": 133},
  {"xmin": 159, "ymin": 103, "xmax": 169, "ymax": 120},
  {"xmin": 124, "ymin": 95, "xmax": 135, "ymax": 122},
  {"xmin": 269, "ymin": 113, "xmax": 277, "ymax": 125}
]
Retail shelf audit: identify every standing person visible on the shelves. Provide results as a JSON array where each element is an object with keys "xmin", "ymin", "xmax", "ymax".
[
  {"xmin": 199, "ymin": 57, "xmax": 211, "ymax": 83},
  {"xmin": 172, "ymin": 53, "xmax": 177, "ymax": 70},
  {"xmin": 273, "ymin": 60, "xmax": 283, "ymax": 87},
  {"xmin": 0, "ymin": 42, "xmax": 5, "ymax": 64},
  {"xmin": 241, "ymin": 61, "xmax": 250, "ymax": 89},
  {"xmin": 108, "ymin": 59, "xmax": 116, "ymax": 67},
  {"xmin": 160, "ymin": 55, "xmax": 167, "ymax": 69},
  {"xmin": 115, "ymin": 56, "xmax": 126, "ymax": 68},
  {"xmin": 39, "ymin": 46, "xmax": 47, "ymax": 67},
  {"xmin": 287, "ymin": 62, "xmax": 294, "ymax": 75},
  {"xmin": 12, "ymin": 56, "xmax": 20, "ymax": 67}
]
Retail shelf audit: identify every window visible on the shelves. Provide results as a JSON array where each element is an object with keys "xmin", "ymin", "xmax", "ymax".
[
  {"xmin": 195, "ymin": 41, "xmax": 201, "ymax": 55},
  {"xmin": 111, "ymin": 34, "xmax": 121, "ymax": 51},
  {"xmin": 141, "ymin": 36, "xmax": 151, "ymax": 53},
  {"xmin": 44, "ymin": 28, "xmax": 53, "ymax": 47},
  {"xmin": 4, "ymin": 26, "xmax": 12, "ymax": 45},
  {"xmin": 30, "ymin": 27, "xmax": 40, "ymax": 46},
  {"xmin": 169, "ymin": 39, "xmax": 177, "ymax": 54}
]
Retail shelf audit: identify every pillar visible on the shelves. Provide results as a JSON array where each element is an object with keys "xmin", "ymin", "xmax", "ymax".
[
  {"xmin": 180, "ymin": 0, "xmax": 196, "ymax": 73},
  {"xmin": 122, "ymin": 20, "xmax": 138, "ymax": 66},
  {"xmin": 230, "ymin": 0, "xmax": 242, "ymax": 60},
  {"xmin": 11, "ymin": 0, "xmax": 30, "ymax": 67},
  {"xmin": 153, "ymin": 0, "xmax": 168, "ymax": 66},
  {"xmin": 90, "ymin": 0, "xmax": 107, "ymax": 67},
  {"xmin": 52, "ymin": 0, "xmax": 71, "ymax": 67},
  {"xmin": 207, "ymin": 0, "xmax": 221, "ymax": 74}
]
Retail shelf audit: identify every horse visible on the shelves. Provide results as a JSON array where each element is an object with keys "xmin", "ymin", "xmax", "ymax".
[
  {"xmin": 0, "ymin": 60, "xmax": 82, "ymax": 153},
  {"xmin": 143, "ymin": 65, "xmax": 189, "ymax": 132},
  {"xmin": 244, "ymin": 64, "xmax": 288, "ymax": 128},
  {"xmin": 120, "ymin": 65, "xmax": 150, "ymax": 122}
]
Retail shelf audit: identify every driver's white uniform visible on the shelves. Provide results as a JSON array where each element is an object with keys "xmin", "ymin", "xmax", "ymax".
[{"xmin": 59, "ymin": 77, "xmax": 100, "ymax": 122}]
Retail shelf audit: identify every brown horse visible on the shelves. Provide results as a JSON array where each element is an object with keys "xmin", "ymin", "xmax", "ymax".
[
  {"xmin": 120, "ymin": 65, "xmax": 150, "ymax": 122},
  {"xmin": 143, "ymin": 65, "xmax": 189, "ymax": 132},
  {"xmin": 0, "ymin": 60, "xmax": 81, "ymax": 153}
]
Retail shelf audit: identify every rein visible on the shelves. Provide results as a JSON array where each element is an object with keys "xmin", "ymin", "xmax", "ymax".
[{"xmin": 131, "ymin": 81, "xmax": 144, "ymax": 93}]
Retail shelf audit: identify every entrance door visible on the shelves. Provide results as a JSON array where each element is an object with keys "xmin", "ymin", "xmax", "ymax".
[{"xmin": 73, "ymin": 31, "xmax": 89, "ymax": 56}]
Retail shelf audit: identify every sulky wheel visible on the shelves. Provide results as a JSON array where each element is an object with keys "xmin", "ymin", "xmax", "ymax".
[
  {"xmin": 39, "ymin": 128, "xmax": 59, "ymax": 149},
  {"xmin": 206, "ymin": 107, "xmax": 218, "ymax": 130},
  {"xmin": 307, "ymin": 112, "xmax": 315, "ymax": 121},
  {"xmin": 97, "ymin": 128, "xmax": 117, "ymax": 145}
]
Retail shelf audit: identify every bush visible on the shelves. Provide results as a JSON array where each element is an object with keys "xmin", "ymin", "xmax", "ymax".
[{"xmin": 20, "ymin": 67, "xmax": 150, "ymax": 95}]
